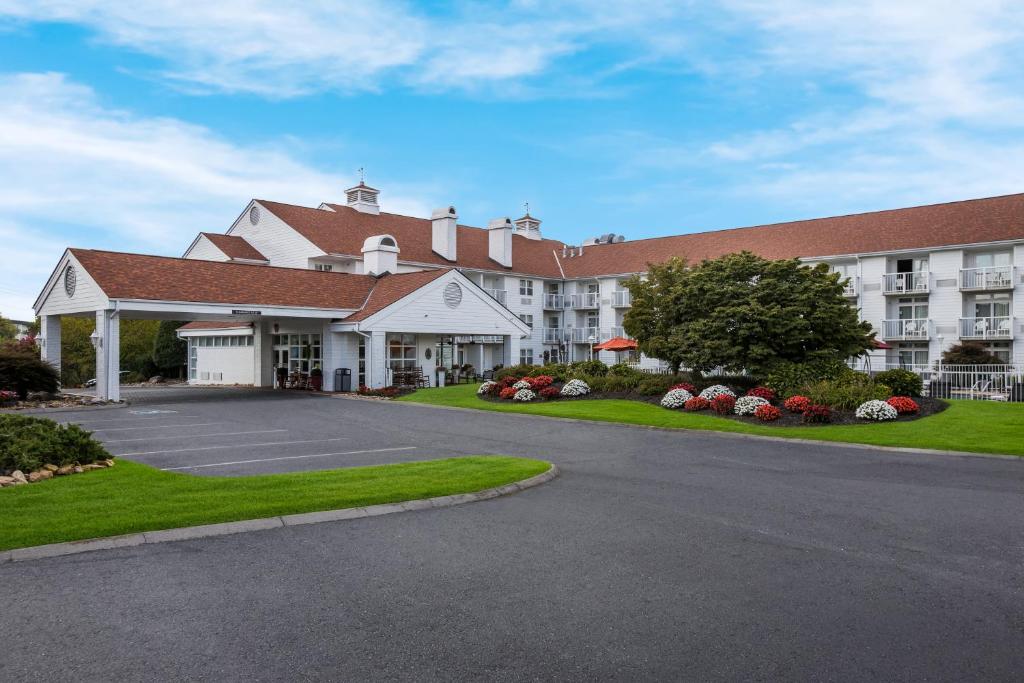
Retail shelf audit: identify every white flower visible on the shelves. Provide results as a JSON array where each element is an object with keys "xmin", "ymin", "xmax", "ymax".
[
  {"xmin": 560, "ymin": 379, "xmax": 590, "ymax": 396},
  {"xmin": 734, "ymin": 395, "xmax": 769, "ymax": 416},
  {"xmin": 513, "ymin": 388, "xmax": 536, "ymax": 402},
  {"xmin": 699, "ymin": 384, "xmax": 736, "ymax": 401},
  {"xmin": 477, "ymin": 381, "xmax": 497, "ymax": 395},
  {"xmin": 512, "ymin": 380, "xmax": 532, "ymax": 390},
  {"xmin": 855, "ymin": 400, "xmax": 898, "ymax": 421},
  {"xmin": 660, "ymin": 388, "xmax": 693, "ymax": 409}
]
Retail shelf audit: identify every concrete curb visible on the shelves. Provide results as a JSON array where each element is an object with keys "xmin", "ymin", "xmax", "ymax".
[
  {"xmin": 0, "ymin": 464, "xmax": 559, "ymax": 565},
  {"xmin": 391, "ymin": 400, "xmax": 1024, "ymax": 462}
]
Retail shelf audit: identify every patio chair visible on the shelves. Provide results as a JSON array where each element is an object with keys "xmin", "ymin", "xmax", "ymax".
[
  {"xmin": 997, "ymin": 318, "xmax": 1012, "ymax": 336},
  {"xmin": 974, "ymin": 319, "xmax": 989, "ymax": 336},
  {"xmin": 902, "ymin": 321, "xmax": 920, "ymax": 337}
]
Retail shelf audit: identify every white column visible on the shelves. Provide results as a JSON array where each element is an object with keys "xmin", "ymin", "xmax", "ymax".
[
  {"xmin": 39, "ymin": 315, "xmax": 61, "ymax": 371},
  {"xmin": 369, "ymin": 330, "xmax": 387, "ymax": 388},
  {"xmin": 503, "ymin": 334, "xmax": 522, "ymax": 367},
  {"xmin": 478, "ymin": 343, "xmax": 485, "ymax": 374},
  {"xmin": 94, "ymin": 309, "xmax": 120, "ymax": 402},
  {"xmin": 252, "ymin": 321, "xmax": 264, "ymax": 387}
]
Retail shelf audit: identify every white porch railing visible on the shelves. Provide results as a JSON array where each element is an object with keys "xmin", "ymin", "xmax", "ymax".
[
  {"xmin": 600, "ymin": 326, "xmax": 629, "ymax": 340},
  {"xmin": 882, "ymin": 271, "xmax": 929, "ymax": 295},
  {"xmin": 882, "ymin": 318, "xmax": 931, "ymax": 340},
  {"xmin": 959, "ymin": 316, "xmax": 1013, "ymax": 339},
  {"xmin": 569, "ymin": 327, "xmax": 600, "ymax": 343},
  {"xmin": 959, "ymin": 266, "xmax": 1014, "ymax": 291},
  {"xmin": 541, "ymin": 328, "xmax": 566, "ymax": 344},
  {"xmin": 568, "ymin": 293, "xmax": 600, "ymax": 309},
  {"xmin": 484, "ymin": 288, "xmax": 507, "ymax": 305},
  {"xmin": 611, "ymin": 290, "xmax": 631, "ymax": 307},
  {"xmin": 848, "ymin": 361, "xmax": 1024, "ymax": 401},
  {"xmin": 543, "ymin": 293, "xmax": 566, "ymax": 309}
]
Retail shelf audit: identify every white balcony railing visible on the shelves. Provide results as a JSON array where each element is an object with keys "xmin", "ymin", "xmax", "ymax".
[
  {"xmin": 484, "ymin": 288, "xmax": 507, "ymax": 305},
  {"xmin": 882, "ymin": 272, "xmax": 929, "ymax": 295},
  {"xmin": 882, "ymin": 318, "xmax": 931, "ymax": 340},
  {"xmin": 543, "ymin": 293, "xmax": 566, "ymax": 309},
  {"xmin": 611, "ymin": 290, "xmax": 632, "ymax": 307},
  {"xmin": 959, "ymin": 266, "xmax": 1014, "ymax": 291},
  {"xmin": 541, "ymin": 328, "xmax": 566, "ymax": 344},
  {"xmin": 842, "ymin": 277, "xmax": 858, "ymax": 298},
  {"xmin": 569, "ymin": 327, "xmax": 600, "ymax": 343},
  {"xmin": 569, "ymin": 293, "xmax": 600, "ymax": 309},
  {"xmin": 601, "ymin": 327, "xmax": 629, "ymax": 340},
  {"xmin": 960, "ymin": 316, "xmax": 1013, "ymax": 340}
]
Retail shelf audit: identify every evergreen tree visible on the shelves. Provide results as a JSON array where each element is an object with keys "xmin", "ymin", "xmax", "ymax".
[{"xmin": 152, "ymin": 321, "xmax": 188, "ymax": 378}]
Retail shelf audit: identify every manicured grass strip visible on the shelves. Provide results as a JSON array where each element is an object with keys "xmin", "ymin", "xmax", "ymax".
[
  {"xmin": 399, "ymin": 385, "xmax": 1024, "ymax": 457},
  {"xmin": 0, "ymin": 456, "xmax": 550, "ymax": 551}
]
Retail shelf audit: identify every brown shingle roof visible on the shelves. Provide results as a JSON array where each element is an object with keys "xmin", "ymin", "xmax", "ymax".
[
  {"xmin": 343, "ymin": 269, "xmax": 450, "ymax": 322},
  {"xmin": 559, "ymin": 193, "xmax": 1024, "ymax": 277},
  {"xmin": 201, "ymin": 233, "xmax": 267, "ymax": 261},
  {"xmin": 257, "ymin": 200, "xmax": 566, "ymax": 277},
  {"xmin": 71, "ymin": 249, "xmax": 375, "ymax": 310}
]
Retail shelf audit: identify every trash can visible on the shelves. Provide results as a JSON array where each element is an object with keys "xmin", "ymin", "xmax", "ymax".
[{"xmin": 335, "ymin": 368, "xmax": 352, "ymax": 392}]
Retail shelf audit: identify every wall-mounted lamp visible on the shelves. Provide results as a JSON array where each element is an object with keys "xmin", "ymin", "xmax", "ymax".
[{"xmin": 89, "ymin": 329, "xmax": 101, "ymax": 349}]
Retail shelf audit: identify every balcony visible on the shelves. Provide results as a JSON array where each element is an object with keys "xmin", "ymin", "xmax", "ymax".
[
  {"xmin": 841, "ymin": 277, "xmax": 858, "ymax": 298},
  {"xmin": 601, "ymin": 326, "xmax": 629, "ymax": 340},
  {"xmin": 568, "ymin": 293, "xmax": 600, "ymax": 309},
  {"xmin": 882, "ymin": 272, "xmax": 929, "ymax": 295},
  {"xmin": 611, "ymin": 290, "xmax": 632, "ymax": 307},
  {"xmin": 960, "ymin": 316, "xmax": 1013, "ymax": 340},
  {"xmin": 569, "ymin": 327, "xmax": 600, "ymax": 343},
  {"xmin": 541, "ymin": 328, "xmax": 566, "ymax": 344},
  {"xmin": 882, "ymin": 318, "xmax": 931, "ymax": 340},
  {"xmin": 543, "ymin": 293, "xmax": 566, "ymax": 309},
  {"xmin": 483, "ymin": 288, "xmax": 507, "ymax": 305},
  {"xmin": 959, "ymin": 266, "xmax": 1014, "ymax": 291}
]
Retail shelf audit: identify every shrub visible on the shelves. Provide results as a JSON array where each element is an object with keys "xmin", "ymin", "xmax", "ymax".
[
  {"xmin": 0, "ymin": 414, "xmax": 111, "ymax": 473},
  {"xmin": 734, "ymin": 395, "xmax": 769, "ymax": 416},
  {"xmin": 801, "ymin": 404, "xmax": 831, "ymax": 424},
  {"xmin": 568, "ymin": 360, "xmax": 608, "ymax": 377},
  {"xmin": 528, "ymin": 364, "xmax": 569, "ymax": 381},
  {"xmin": 526, "ymin": 375, "xmax": 554, "ymax": 389},
  {"xmin": 746, "ymin": 386, "xmax": 776, "ymax": 402},
  {"xmin": 498, "ymin": 375, "xmax": 521, "ymax": 389},
  {"xmin": 855, "ymin": 399, "xmax": 898, "ymax": 421},
  {"xmin": 670, "ymin": 382, "xmax": 697, "ymax": 394},
  {"xmin": 560, "ymin": 379, "xmax": 590, "ymax": 397},
  {"xmin": 886, "ymin": 396, "xmax": 919, "ymax": 415},
  {"xmin": 601, "ymin": 375, "xmax": 637, "ymax": 393},
  {"xmin": 0, "ymin": 352, "xmax": 60, "ymax": 400},
  {"xmin": 783, "ymin": 395, "xmax": 812, "ymax": 413},
  {"xmin": 608, "ymin": 363, "xmax": 642, "ymax": 377},
  {"xmin": 477, "ymin": 381, "xmax": 498, "ymax": 395},
  {"xmin": 942, "ymin": 342, "xmax": 1006, "ymax": 365},
  {"xmin": 357, "ymin": 385, "xmax": 399, "ymax": 398},
  {"xmin": 754, "ymin": 404, "xmax": 781, "ymax": 422},
  {"xmin": 683, "ymin": 396, "xmax": 709, "ymax": 411},
  {"xmin": 513, "ymin": 388, "xmax": 536, "ymax": 402},
  {"xmin": 498, "ymin": 387, "xmax": 517, "ymax": 400},
  {"xmin": 660, "ymin": 388, "xmax": 693, "ymax": 409},
  {"xmin": 699, "ymin": 384, "xmax": 736, "ymax": 401},
  {"xmin": 512, "ymin": 380, "xmax": 532, "ymax": 390},
  {"xmin": 495, "ymin": 365, "xmax": 536, "ymax": 381},
  {"xmin": 765, "ymin": 359, "xmax": 854, "ymax": 397},
  {"xmin": 0, "ymin": 389, "xmax": 16, "ymax": 404},
  {"xmin": 539, "ymin": 386, "xmax": 560, "ymax": 399},
  {"xmin": 873, "ymin": 369, "xmax": 923, "ymax": 397},
  {"xmin": 636, "ymin": 375, "xmax": 677, "ymax": 396},
  {"xmin": 801, "ymin": 373, "xmax": 891, "ymax": 411},
  {"xmin": 710, "ymin": 394, "xmax": 736, "ymax": 415}
]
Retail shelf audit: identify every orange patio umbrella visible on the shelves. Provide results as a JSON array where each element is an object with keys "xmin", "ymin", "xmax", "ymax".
[{"xmin": 592, "ymin": 336, "xmax": 638, "ymax": 352}]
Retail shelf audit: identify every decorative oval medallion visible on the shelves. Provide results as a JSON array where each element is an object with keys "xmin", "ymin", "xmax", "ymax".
[
  {"xmin": 249, "ymin": 205, "xmax": 260, "ymax": 225},
  {"xmin": 64, "ymin": 265, "xmax": 77, "ymax": 298},
  {"xmin": 443, "ymin": 282, "xmax": 462, "ymax": 309}
]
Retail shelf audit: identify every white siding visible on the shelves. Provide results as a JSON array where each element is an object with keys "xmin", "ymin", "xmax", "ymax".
[
  {"xmin": 927, "ymin": 249, "xmax": 962, "ymax": 357},
  {"xmin": 184, "ymin": 234, "xmax": 230, "ymax": 261},
  {"xmin": 228, "ymin": 201, "xmax": 325, "ymax": 269},
  {"xmin": 36, "ymin": 253, "xmax": 109, "ymax": 317},
  {"xmin": 193, "ymin": 345, "xmax": 255, "ymax": 385},
  {"xmin": 1015, "ymin": 244, "xmax": 1024, "ymax": 361}
]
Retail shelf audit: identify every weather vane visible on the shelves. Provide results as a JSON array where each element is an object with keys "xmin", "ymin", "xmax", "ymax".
[
  {"xmin": 524, "ymin": 201, "xmax": 530, "ymax": 216},
  {"xmin": 357, "ymin": 167, "xmax": 365, "ymax": 184}
]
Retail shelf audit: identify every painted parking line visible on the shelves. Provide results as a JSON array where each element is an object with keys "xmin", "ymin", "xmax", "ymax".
[
  {"xmin": 160, "ymin": 446, "xmax": 419, "ymax": 471},
  {"xmin": 103, "ymin": 429, "xmax": 289, "ymax": 444},
  {"xmin": 90, "ymin": 423, "xmax": 224, "ymax": 433},
  {"xmin": 122, "ymin": 436, "xmax": 365, "ymax": 457},
  {"xmin": 59, "ymin": 415, "xmax": 201, "ymax": 425}
]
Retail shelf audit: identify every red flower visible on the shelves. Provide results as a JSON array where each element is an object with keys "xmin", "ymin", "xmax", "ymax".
[
  {"xmin": 886, "ymin": 396, "xmax": 919, "ymax": 415},
  {"xmin": 801, "ymin": 404, "xmax": 831, "ymax": 424},
  {"xmin": 499, "ymin": 376, "xmax": 520, "ymax": 388},
  {"xmin": 527, "ymin": 375, "xmax": 554, "ymax": 389},
  {"xmin": 683, "ymin": 396, "xmax": 709, "ymax": 411},
  {"xmin": 747, "ymin": 386, "xmax": 776, "ymax": 402},
  {"xmin": 670, "ymin": 382, "xmax": 697, "ymax": 394},
  {"xmin": 498, "ymin": 387, "xmax": 517, "ymax": 399},
  {"xmin": 783, "ymin": 395, "xmax": 812, "ymax": 413},
  {"xmin": 754, "ymin": 404, "xmax": 781, "ymax": 422},
  {"xmin": 710, "ymin": 394, "xmax": 736, "ymax": 415},
  {"xmin": 539, "ymin": 386, "xmax": 560, "ymax": 399}
]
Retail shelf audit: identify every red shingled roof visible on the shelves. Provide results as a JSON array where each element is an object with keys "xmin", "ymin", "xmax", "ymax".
[
  {"xmin": 257, "ymin": 200, "xmax": 566, "ymax": 277},
  {"xmin": 343, "ymin": 269, "xmax": 451, "ymax": 322},
  {"xmin": 201, "ymin": 233, "xmax": 267, "ymax": 261}
]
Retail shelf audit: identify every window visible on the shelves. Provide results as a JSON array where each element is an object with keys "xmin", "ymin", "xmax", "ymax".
[
  {"xmin": 314, "ymin": 263, "xmax": 333, "ymax": 272},
  {"xmin": 546, "ymin": 315, "xmax": 560, "ymax": 329},
  {"xmin": 586, "ymin": 313, "xmax": 599, "ymax": 329},
  {"xmin": 895, "ymin": 343, "xmax": 928, "ymax": 368},
  {"xmin": 188, "ymin": 340, "xmax": 197, "ymax": 380},
  {"xmin": 272, "ymin": 333, "xmax": 322, "ymax": 373},
  {"xmin": 358, "ymin": 337, "xmax": 366, "ymax": 387},
  {"xmin": 896, "ymin": 297, "xmax": 928, "ymax": 320},
  {"xmin": 519, "ymin": 279, "xmax": 533, "ymax": 296},
  {"xmin": 518, "ymin": 313, "xmax": 534, "ymax": 328},
  {"xmin": 972, "ymin": 252, "xmax": 1011, "ymax": 268},
  {"xmin": 972, "ymin": 292, "xmax": 1011, "ymax": 319},
  {"xmin": 546, "ymin": 282, "xmax": 560, "ymax": 294},
  {"xmin": 980, "ymin": 341, "xmax": 1012, "ymax": 363},
  {"xmin": 520, "ymin": 347, "xmax": 534, "ymax": 365},
  {"xmin": 387, "ymin": 333, "xmax": 418, "ymax": 372}
]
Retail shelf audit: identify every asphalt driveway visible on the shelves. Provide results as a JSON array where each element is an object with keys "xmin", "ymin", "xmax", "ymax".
[{"xmin": 2, "ymin": 392, "xmax": 1024, "ymax": 680}]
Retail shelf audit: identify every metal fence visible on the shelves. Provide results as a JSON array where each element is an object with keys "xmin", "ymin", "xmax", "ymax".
[{"xmin": 850, "ymin": 362, "xmax": 1024, "ymax": 401}]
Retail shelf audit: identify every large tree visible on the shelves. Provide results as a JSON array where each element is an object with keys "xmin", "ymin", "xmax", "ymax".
[
  {"xmin": 0, "ymin": 315, "xmax": 18, "ymax": 341},
  {"xmin": 152, "ymin": 320, "xmax": 188, "ymax": 378},
  {"xmin": 623, "ymin": 252, "xmax": 874, "ymax": 376}
]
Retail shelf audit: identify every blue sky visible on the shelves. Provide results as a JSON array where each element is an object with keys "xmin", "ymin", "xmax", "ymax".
[{"xmin": 2, "ymin": 1, "xmax": 1023, "ymax": 319}]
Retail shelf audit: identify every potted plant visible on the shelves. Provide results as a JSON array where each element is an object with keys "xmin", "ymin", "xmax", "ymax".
[{"xmin": 309, "ymin": 365, "xmax": 323, "ymax": 392}]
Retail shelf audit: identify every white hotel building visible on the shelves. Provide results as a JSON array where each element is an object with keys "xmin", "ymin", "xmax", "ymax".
[{"xmin": 33, "ymin": 182, "xmax": 1024, "ymax": 400}]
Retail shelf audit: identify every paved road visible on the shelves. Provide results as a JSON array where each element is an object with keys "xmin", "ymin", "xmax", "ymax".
[{"xmin": 3, "ymin": 391, "xmax": 1024, "ymax": 681}]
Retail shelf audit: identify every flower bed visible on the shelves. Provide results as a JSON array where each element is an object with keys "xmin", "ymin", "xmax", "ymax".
[
  {"xmin": 734, "ymin": 395, "xmax": 769, "ymax": 416},
  {"xmin": 660, "ymin": 388, "xmax": 693, "ymax": 409}
]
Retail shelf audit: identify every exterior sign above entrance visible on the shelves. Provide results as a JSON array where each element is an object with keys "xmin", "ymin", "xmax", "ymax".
[{"xmin": 231, "ymin": 309, "xmax": 262, "ymax": 316}]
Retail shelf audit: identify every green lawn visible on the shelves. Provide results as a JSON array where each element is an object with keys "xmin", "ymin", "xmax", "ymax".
[
  {"xmin": 399, "ymin": 384, "xmax": 1024, "ymax": 457},
  {"xmin": 0, "ymin": 456, "xmax": 550, "ymax": 551}
]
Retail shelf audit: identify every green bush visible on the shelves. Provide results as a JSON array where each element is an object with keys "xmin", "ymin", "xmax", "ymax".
[
  {"xmin": 699, "ymin": 374, "xmax": 762, "ymax": 394},
  {"xmin": 607, "ymin": 363, "xmax": 640, "ymax": 377},
  {"xmin": 528, "ymin": 363, "xmax": 569, "ymax": 381},
  {"xmin": 568, "ymin": 360, "xmax": 608, "ymax": 377},
  {"xmin": 873, "ymin": 369, "xmax": 923, "ymax": 397},
  {"xmin": 801, "ymin": 373, "xmax": 891, "ymax": 411},
  {"xmin": 601, "ymin": 375, "xmax": 640, "ymax": 392},
  {"xmin": 636, "ymin": 374, "xmax": 678, "ymax": 396},
  {"xmin": 0, "ymin": 415, "xmax": 111, "ymax": 473},
  {"xmin": 494, "ymin": 365, "xmax": 535, "ymax": 381},
  {"xmin": 765, "ymin": 359, "xmax": 854, "ymax": 397},
  {"xmin": 0, "ymin": 351, "xmax": 60, "ymax": 400}
]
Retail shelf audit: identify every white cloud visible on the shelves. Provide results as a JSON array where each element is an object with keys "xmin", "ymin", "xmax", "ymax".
[{"xmin": 0, "ymin": 71, "xmax": 433, "ymax": 319}]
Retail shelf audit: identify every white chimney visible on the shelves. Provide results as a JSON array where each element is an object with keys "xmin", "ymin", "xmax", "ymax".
[
  {"xmin": 431, "ymin": 206, "xmax": 458, "ymax": 261},
  {"xmin": 345, "ymin": 182, "xmax": 380, "ymax": 215},
  {"xmin": 487, "ymin": 217, "xmax": 513, "ymax": 268},
  {"xmin": 361, "ymin": 234, "xmax": 399, "ymax": 276}
]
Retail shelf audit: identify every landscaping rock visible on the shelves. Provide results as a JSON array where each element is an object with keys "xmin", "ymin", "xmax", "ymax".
[
  {"xmin": 42, "ymin": 464, "xmax": 58, "ymax": 472},
  {"xmin": 11, "ymin": 470, "xmax": 27, "ymax": 484},
  {"xmin": 105, "ymin": 459, "xmax": 115, "ymax": 467},
  {"xmin": 28, "ymin": 470, "xmax": 53, "ymax": 482},
  {"xmin": 73, "ymin": 466, "xmax": 83, "ymax": 474},
  {"xmin": 148, "ymin": 375, "xmax": 165, "ymax": 384},
  {"xmin": 0, "ymin": 476, "xmax": 14, "ymax": 487},
  {"xmin": 81, "ymin": 464, "xmax": 103, "ymax": 471},
  {"xmin": 56, "ymin": 465, "xmax": 75, "ymax": 476}
]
